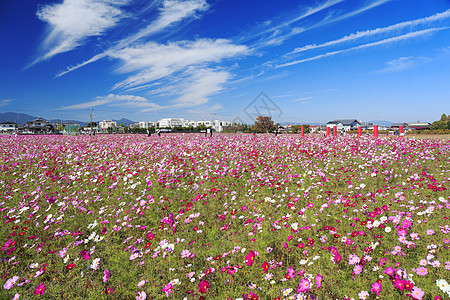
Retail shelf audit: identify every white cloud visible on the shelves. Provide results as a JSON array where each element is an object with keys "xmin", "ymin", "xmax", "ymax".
[
  {"xmin": 293, "ymin": 8, "xmax": 450, "ymax": 53},
  {"xmin": 60, "ymin": 94, "xmax": 160, "ymax": 110},
  {"xmin": 60, "ymin": 99, "xmax": 112, "ymax": 110},
  {"xmin": 249, "ymin": 0, "xmax": 392, "ymax": 49},
  {"xmin": 35, "ymin": 0, "xmax": 129, "ymax": 63},
  {"xmin": 118, "ymin": 0, "xmax": 208, "ymax": 47},
  {"xmin": 110, "ymin": 39, "xmax": 249, "ymax": 90},
  {"xmin": 375, "ymin": 56, "xmax": 430, "ymax": 73},
  {"xmin": 276, "ymin": 27, "xmax": 448, "ymax": 68},
  {"xmin": 294, "ymin": 97, "xmax": 313, "ymax": 102},
  {"xmin": 56, "ymin": 0, "xmax": 209, "ymax": 77},
  {"xmin": 171, "ymin": 69, "xmax": 231, "ymax": 107},
  {"xmin": 318, "ymin": 0, "xmax": 392, "ymax": 26},
  {"xmin": 245, "ymin": 0, "xmax": 345, "ymax": 43},
  {"xmin": 0, "ymin": 99, "xmax": 14, "ymax": 107}
]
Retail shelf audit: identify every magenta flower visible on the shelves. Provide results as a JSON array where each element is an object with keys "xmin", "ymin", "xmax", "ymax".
[
  {"xmin": 162, "ymin": 283, "xmax": 172, "ymax": 298},
  {"xmin": 315, "ymin": 274, "xmax": 323, "ymax": 288},
  {"xmin": 103, "ymin": 270, "xmax": 111, "ymax": 283},
  {"xmin": 370, "ymin": 282, "xmax": 382, "ymax": 295},
  {"xmin": 297, "ymin": 278, "xmax": 310, "ymax": 292},
  {"xmin": 245, "ymin": 250, "xmax": 256, "ymax": 266},
  {"xmin": 383, "ymin": 266, "xmax": 396, "ymax": 275},
  {"xmin": 80, "ymin": 250, "xmax": 90, "ymax": 260},
  {"xmin": 393, "ymin": 278, "xmax": 405, "ymax": 290},
  {"xmin": 34, "ymin": 283, "xmax": 46, "ymax": 295},
  {"xmin": 198, "ymin": 280, "xmax": 210, "ymax": 294}
]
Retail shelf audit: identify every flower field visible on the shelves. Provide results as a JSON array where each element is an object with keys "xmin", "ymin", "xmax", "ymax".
[{"xmin": 1, "ymin": 134, "xmax": 449, "ymax": 300}]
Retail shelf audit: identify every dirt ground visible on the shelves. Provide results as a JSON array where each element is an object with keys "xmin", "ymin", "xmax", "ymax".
[{"xmin": 405, "ymin": 134, "xmax": 450, "ymax": 141}]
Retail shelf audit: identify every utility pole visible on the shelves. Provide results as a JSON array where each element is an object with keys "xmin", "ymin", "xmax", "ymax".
[
  {"xmin": 154, "ymin": 110, "xmax": 157, "ymax": 132},
  {"xmin": 61, "ymin": 113, "xmax": 63, "ymax": 133},
  {"xmin": 89, "ymin": 108, "xmax": 93, "ymax": 134}
]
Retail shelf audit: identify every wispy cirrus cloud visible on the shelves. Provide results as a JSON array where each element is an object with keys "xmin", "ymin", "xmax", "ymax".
[
  {"xmin": 243, "ymin": 0, "xmax": 344, "ymax": 44},
  {"xmin": 34, "ymin": 0, "xmax": 129, "ymax": 64},
  {"xmin": 292, "ymin": 8, "xmax": 450, "ymax": 54},
  {"xmin": 250, "ymin": 0, "xmax": 393, "ymax": 49},
  {"xmin": 375, "ymin": 56, "xmax": 430, "ymax": 73},
  {"xmin": 317, "ymin": 0, "xmax": 393, "ymax": 27},
  {"xmin": 294, "ymin": 96, "xmax": 314, "ymax": 102},
  {"xmin": 276, "ymin": 27, "xmax": 448, "ymax": 68},
  {"xmin": 60, "ymin": 94, "xmax": 160, "ymax": 110},
  {"xmin": 0, "ymin": 99, "xmax": 14, "ymax": 107},
  {"xmin": 56, "ymin": 0, "xmax": 209, "ymax": 77}
]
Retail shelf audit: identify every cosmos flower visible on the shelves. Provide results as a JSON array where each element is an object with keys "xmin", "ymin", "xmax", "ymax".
[{"xmin": 34, "ymin": 283, "xmax": 46, "ymax": 295}]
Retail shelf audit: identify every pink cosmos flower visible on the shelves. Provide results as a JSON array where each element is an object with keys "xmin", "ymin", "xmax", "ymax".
[
  {"xmin": 103, "ymin": 270, "xmax": 111, "ymax": 283},
  {"xmin": 199, "ymin": 280, "xmax": 210, "ymax": 294},
  {"xmin": 353, "ymin": 265, "xmax": 363, "ymax": 275},
  {"xmin": 137, "ymin": 280, "xmax": 145, "ymax": 287},
  {"xmin": 162, "ymin": 283, "xmax": 172, "ymax": 298},
  {"xmin": 34, "ymin": 283, "xmax": 46, "ymax": 295},
  {"xmin": 136, "ymin": 291, "xmax": 146, "ymax": 300},
  {"xmin": 426, "ymin": 229, "xmax": 435, "ymax": 236},
  {"xmin": 411, "ymin": 286, "xmax": 425, "ymax": 300},
  {"xmin": 370, "ymin": 282, "xmax": 382, "ymax": 296},
  {"xmin": 297, "ymin": 278, "xmax": 310, "ymax": 292},
  {"xmin": 3, "ymin": 276, "xmax": 19, "ymax": 290},
  {"xmin": 358, "ymin": 290, "xmax": 369, "ymax": 300},
  {"xmin": 393, "ymin": 278, "xmax": 405, "ymax": 290},
  {"xmin": 315, "ymin": 274, "xmax": 323, "ymax": 288},
  {"xmin": 80, "ymin": 250, "xmax": 90, "ymax": 260},
  {"xmin": 246, "ymin": 250, "xmax": 256, "ymax": 266},
  {"xmin": 383, "ymin": 266, "xmax": 396, "ymax": 275},
  {"xmin": 415, "ymin": 267, "xmax": 428, "ymax": 276}
]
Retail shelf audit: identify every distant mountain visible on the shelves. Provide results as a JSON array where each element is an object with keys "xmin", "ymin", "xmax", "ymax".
[
  {"xmin": 0, "ymin": 112, "xmax": 139, "ymax": 127},
  {"xmin": 368, "ymin": 120, "xmax": 394, "ymax": 126},
  {"xmin": 113, "ymin": 118, "xmax": 136, "ymax": 126},
  {"xmin": 0, "ymin": 112, "xmax": 36, "ymax": 125}
]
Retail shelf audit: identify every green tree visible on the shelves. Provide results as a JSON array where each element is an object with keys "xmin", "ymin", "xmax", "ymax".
[
  {"xmin": 87, "ymin": 122, "xmax": 97, "ymax": 128},
  {"xmin": 431, "ymin": 113, "xmax": 450, "ymax": 130},
  {"xmin": 291, "ymin": 125, "xmax": 310, "ymax": 134},
  {"xmin": 253, "ymin": 116, "xmax": 276, "ymax": 133}
]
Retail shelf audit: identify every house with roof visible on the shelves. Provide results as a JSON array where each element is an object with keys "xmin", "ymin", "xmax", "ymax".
[
  {"xmin": 0, "ymin": 122, "xmax": 18, "ymax": 133},
  {"xmin": 326, "ymin": 119, "xmax": 361, "ymax": 131},
  {"xmin": 390, "ymin": 122, "xmax": 409, "ymax": 131},
  {"xmin": 409, "ymin": 122, "xmax": 431, "ymax": 130},
  {"xmin": 20, "ymin": 118, "xmax": 54, "ymax": 134},
  {"xmin": 99, "ymin": 120, "xmax": 117, "ymax": 130}
]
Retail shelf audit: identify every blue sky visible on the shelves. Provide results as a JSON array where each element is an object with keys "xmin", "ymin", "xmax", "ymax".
[{"xmin": 1, "ymin": 0, "xmax": 449, "ymax": 124}]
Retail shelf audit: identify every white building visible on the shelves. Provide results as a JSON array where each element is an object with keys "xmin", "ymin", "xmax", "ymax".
[
  {"xmin": 0, "ymin": 122, "xmax": 17, "ymax": 132},
  {"xmin": 327, "ymin": 119, "xmax": 361, "ymax": 131},
  {"xmin": 212, "ymin": 120, "xmax": 231, "ymax": 132},
  {"xmin": 158, "ymin": 118, "xmax": 185, "ymax": 128},
  {"xmin": 99, "ymin": 120, "xmax": 117, "ymax": 129},
  {"xmin": 183, "ymin": 120, "xmax": 197, "ymax": 127},
  {"xmin": 138, "ymin": 121, "xmax": 156, "ymax": 129}
]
